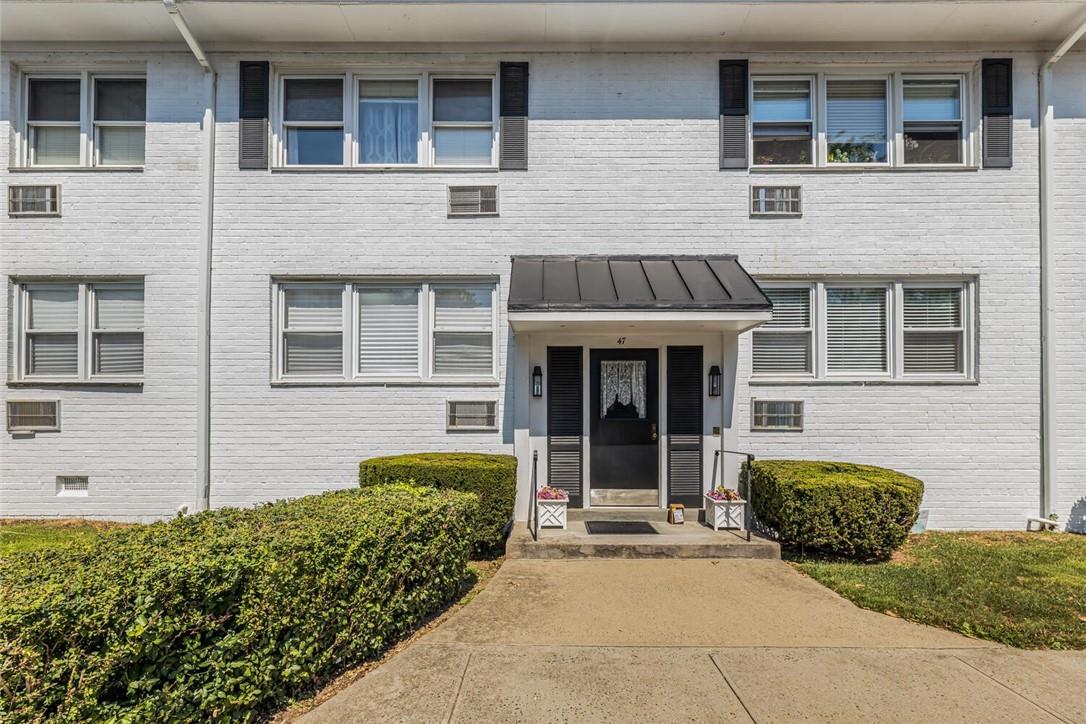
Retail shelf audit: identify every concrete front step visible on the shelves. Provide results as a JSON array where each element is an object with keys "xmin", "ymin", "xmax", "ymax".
[
  {"xmin": 567, "ymin": 507, "xmax": 692, "ymax": 523},
  {"xmin": 506, "ymin": 519, "xmax": 780, "ymax": 560}
]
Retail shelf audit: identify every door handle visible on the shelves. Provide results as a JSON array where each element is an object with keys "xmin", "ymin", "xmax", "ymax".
[{"xmin": 650, "ymin": 424, "xmax": 658, "ymax": 441}]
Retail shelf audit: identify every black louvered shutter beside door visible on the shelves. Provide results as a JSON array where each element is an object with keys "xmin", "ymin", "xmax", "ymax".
[
  {"xmin": 499, "ymin": 62, "xmax": 529, "ymax": 170},
  {"xmin": 667, "ymin": 346, "xmax": 703, "ymax": 508},
  {"xmin": 239, "ymin": 61, "xmax": 270, "ymax": 169},
  {"xmin": 719, "ymin": 59, "xmax": 749, "ymax": 169},
  {"xmin": 982, "ymin": 58, "xmax": 1013, "ymax": 169},
  {"xmin": 548, "ymin": 346, "xmax": 583, "ymax": 508}
]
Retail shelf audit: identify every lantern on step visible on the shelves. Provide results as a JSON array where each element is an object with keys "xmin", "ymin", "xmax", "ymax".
[
  {"xmin": 708, "ymin": 365, "xmax": 722, "ymax": 397},
  {"xmin": 532, "ymin": 365, "xmax": 543, "ymax": 398}
]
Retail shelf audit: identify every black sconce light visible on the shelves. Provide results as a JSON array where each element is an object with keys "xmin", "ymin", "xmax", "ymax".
[
  {"xmin": 708, "ymin": 365, "xmax": 722, "ymax": 397},
  {"xmin": 532, "ymin": 365, "xmax": 543, "ymax": 398}
]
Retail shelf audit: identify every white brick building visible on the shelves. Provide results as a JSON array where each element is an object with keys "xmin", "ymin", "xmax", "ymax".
[{"xmin": 1, "ymin": 0, "xmax": 1084, "ymax": 532}]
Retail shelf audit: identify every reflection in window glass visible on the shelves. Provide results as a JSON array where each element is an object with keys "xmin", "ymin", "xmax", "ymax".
[
  {"xmin": 903, "ymin": 79, "xmax": 963, "ymax": 165},
  {"xmin": 432, "ymin": 79, "xmax": 493, "ymax": 166},
  {"xmin": 752, "ymin": 79, "xmax": 813, "ymax": 165},
  {"xmin": 283, "ymin": 79, "xmax": 344, "ymax": 165},
  {"xmin": 826, "ymin": 79, "xmax": 888, "ymax": 163}
]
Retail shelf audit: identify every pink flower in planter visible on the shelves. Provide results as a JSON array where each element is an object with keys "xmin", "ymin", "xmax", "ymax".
[
  {"xmin": 537, "ymin": 486, "xmax": 569, "ymax": 501},
  {"xmin": 706, "ymin": 487, "xmax": 743, "ymax": 502}
]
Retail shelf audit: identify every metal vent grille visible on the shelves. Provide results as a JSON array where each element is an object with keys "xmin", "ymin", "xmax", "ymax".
[
  {"xmin": 8, "ymin": 185, "xmax": 60, "ymax": 216},
  {"xmin": 751, "ymin": 400, "xmax": 804, "ymax": 432},
  {"xmin": 56, "ymin": 475, "xmax": 89, "ymax": 495},
  {"xmin": 6, "ymin": 400, "xmax": 60, "ymax": 431},
  {"xmin": 448, "ymin": 185, "xmax": 498, "ymax": 217},
  {"xmin": 751, "ymin": 185, "xmax": 802, "ymax": 216},
  {"xmin": 446, "ymin": 400, "xmax": 498, "ymax": 431}
]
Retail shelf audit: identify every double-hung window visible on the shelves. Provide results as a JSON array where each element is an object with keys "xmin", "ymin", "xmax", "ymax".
[
  {"xmin": 751, "ymin": 280, "xmax": 973, "ymax": 381},
  {"xmin": 358, "ymin": 80, "xmax": 419, "ymax": 165},
  {"xmin": 751, "ymin": 78, "xmax": 814, "ymax": 166},
  {"xmin": 93, "ymin": 78, "xmax": 147, "ymax": 166},
  {"xmin": 27, "ymin": 79, "xmax": 81, "ymax": 166},
  {"xmin": 826, "ymin": 79, "xmax": 889, "ymax": 164},
  {"xmin": 273, "ymin": 280, "xmax": 497, "ymax": 382},
  {"xmin": 13, "ymin": 281, "xmax": 144, "ymax": 382},
  {"xmin": 902, "ymin": 78, "xmax": 964, "ymax": 165},
  {"xmin": 282, "ymin": 78, "xmax": 345, "ymax": 166},
  {"xmin": 431, "ymin": 78, "xmax": 495, "ymax": 166}
]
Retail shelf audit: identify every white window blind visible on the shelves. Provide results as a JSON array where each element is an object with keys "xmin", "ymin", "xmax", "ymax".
[
  {"xmin": 94, "ymin": 78, "xmax": 146, "ymax": 166},
  {"xmin": 432, "ymin": 285, "xmax": 494, "ymax": 376},
  {"xmin": 431, "ymin": 79, "xmax": 494, "ymax": 166},
  {"xmin": 826, "ymin": 287, "xmax": 888, "ymax": 373},
  {"xmin": 25, "ymin": 285, "xmax": 79, "ymax": 376},
  {"xmin": 826, "ymin": 79, "xmax": 888, "ymax": 163},
  {"xmin": 752, "ymin": 288, "xmax": 812, "ymax": 375},
  {"xmin": 283, "ymin": 287, "xmax": 343, "ymax": 375},
  {"xmin": 93, "ymin": 285, "xmax": 144, "ymax": 375},
  {"xmin": 751, "ymin": 79, "xmax": 814, "ymax": 166},
  {"xmin": 358, "ymin": 287, "xmax": 419, "ymax": 376},
  {"xmin": 903, "ymin": 288, "xmax": 964, "ymax": 374}
]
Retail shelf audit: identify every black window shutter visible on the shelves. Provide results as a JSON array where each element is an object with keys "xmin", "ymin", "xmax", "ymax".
[
  {"xmin": 547, "ymin": 346, "xmax": 583, "ymax": 508},
  {"xmin": 667, "ymin": 346, "xmax": 703, "ymax": 508},
  {"xmin": 982, "ymin": 58, "xmax": 1013, "ymax": 169},
  {"xmin": 238, "ymin": 61, "xmax": 270, "ymax": 170},
  {"xmin": 499, "ymin": 62, "xmax": 529, "ymax": 170},
  {"xmin": 719, "ymin": 59, "xmax": 749, "ymax": 170}
]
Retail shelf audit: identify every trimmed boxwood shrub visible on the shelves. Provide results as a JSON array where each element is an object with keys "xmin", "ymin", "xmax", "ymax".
[
  {"xmin": 748, "ymin": 460, "xmax": 923, "ymax": 560},
  {"xmin": 359, "ymin": 453, "xmax": 516, "ymax": 556},
  {"xmin": 0, "ymin": 484, "xmax": 476, "ymax": 722}
]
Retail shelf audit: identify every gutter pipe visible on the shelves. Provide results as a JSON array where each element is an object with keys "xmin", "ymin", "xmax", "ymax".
[
  {"xmin": 1038, "ymin": 12, "xmax": 1086, "ymax": 519},
  {"xmin": 164, "ymin": 0, "xmax": 216, "ymax": 512}
]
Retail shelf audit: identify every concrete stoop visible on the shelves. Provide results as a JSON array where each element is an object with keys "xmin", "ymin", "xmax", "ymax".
[{"xmin": 506, "ymin": 509, "xmax": 780, "ymax": 560}]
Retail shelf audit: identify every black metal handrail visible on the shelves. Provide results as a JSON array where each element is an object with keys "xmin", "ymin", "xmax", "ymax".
[
  {"xmin": 714, "ymin": 449, "xmax": 756, "ymax": 542},
  {"xmin": 529, "ymin": 450, "xmax": 539, "ymax": 541}
]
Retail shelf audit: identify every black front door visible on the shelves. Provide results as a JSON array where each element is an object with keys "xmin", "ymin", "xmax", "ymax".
[{"xmin": 589, "ymin": 348, "xmax": 659, "ymax": 503}]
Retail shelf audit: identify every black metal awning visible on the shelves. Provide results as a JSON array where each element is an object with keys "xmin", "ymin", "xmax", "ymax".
[{"xmin": 508, "ymin": 255, "xmax": 771, "ymax": 312}]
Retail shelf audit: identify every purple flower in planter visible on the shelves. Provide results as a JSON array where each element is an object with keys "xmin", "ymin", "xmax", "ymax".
[
  {"xmin": 537, "ymin": 486, "xmax": 569, "ymax": 501},
  {"xmin": 706, "ymin": 487, "xmax": 742, "ymax": 502}
]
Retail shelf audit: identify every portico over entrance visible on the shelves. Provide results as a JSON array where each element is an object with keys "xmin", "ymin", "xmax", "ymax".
[{"xmin": 508, "ymin": 255, "xmax": 771, "ymax": 520}]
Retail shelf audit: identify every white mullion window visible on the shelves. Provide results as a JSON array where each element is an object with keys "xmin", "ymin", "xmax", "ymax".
[
  {"xmin": 825, "ymin": 284, "xmax": 891, "ymax": 377},
  {"xmin": 430, "ymin": 76, "xmax": 496, "ymax": 167},
  {"xmin": 901, "ymin": 75, "xmax": 965, "ymax": 166},
  {"xmin": 751, "ymin": 76, "xmax": 815, "ymax": 167},
  {"xmin": 281, "ymin": 76, "xmax": 346, "ymax": 166},
  {"xmin": 355, "ymin": 284, "xmax": 422, "ymax": 379},
  {"xmin": 356, "ymin": 77, "xmax": 422, "ymax": 167},
  {"xmin": 90, "ymin": 283, "xmax": 145, "ymax": 377},
  {"xmin": 901, "ymin": 284, "xmax": 966, "ymax": 377},
  {"xmin": 751, "ymin": 286, "xmax": 814, "ymax": 376},
  {"xmin": 824, "ymin": 76, "xmax": 891, "ymax": 165},
  {"xmin": 430, "ymin": 283, "xmax": 496, "ymax": 378},
  {"xmin": 22, "ymin": 283, "xmax": 80, "ymax": 379},
  {"xmin": 26, "ymin": 77, "xmax": 82, "ymax": 167},
  {"xmin": 92, "ymin": 76, "xmax": 146, "ymax": 167},
  {"xmin": 280, "ymin": 284, "xmax": 346, "ymax": 378}
]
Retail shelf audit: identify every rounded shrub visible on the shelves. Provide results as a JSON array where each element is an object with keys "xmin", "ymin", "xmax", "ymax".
[
  {"xmin": 359, "ymin": 452, "xmax": 516, "ymax": 557},
  {"xmin": 748, "ymin": 460, "xmax": 923, "ymax": 560},
  {"xmin": 0, "ymin": 485, "xmax": 477, "ymax": 722}
]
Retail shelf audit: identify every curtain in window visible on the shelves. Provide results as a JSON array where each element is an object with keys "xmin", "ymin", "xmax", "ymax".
[
  {"xmin": 600, "ymin": 360, "xmax": 647, "ymax": 419},
  {"xmin": 826, "ymin": 288, "xmax": 887, "ymax": 372},
  {"xmin": 903, "ymin": 288, "xmax": 963, "ymax": 373},
  {"xmin": 359, "ymin": 81, "xmax": 418, "ymax": 164},
  {"xmin": 358, "ymin": 288, "xmax": 418, "ymax": 375},
  {"xmin": 826, "ymin": 79, "xmax": 888, "ymax": 163}
]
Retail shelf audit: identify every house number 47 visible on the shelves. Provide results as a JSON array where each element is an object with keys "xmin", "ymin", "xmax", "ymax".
[{"xmin": 616, "ymin": 337, "xmax": 626, "ymax": 345}]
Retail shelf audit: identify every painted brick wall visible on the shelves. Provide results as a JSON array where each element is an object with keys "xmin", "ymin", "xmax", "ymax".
[{"xmin": 2, "ymin": 47, "xmax": 1083, "ymax": 530}]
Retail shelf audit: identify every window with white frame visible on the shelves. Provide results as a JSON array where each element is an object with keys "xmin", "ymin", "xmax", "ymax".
[
  {"xmin": 751, "ymin": 400, "xmax": 804, "ymax": 432},
  {"xmin": 273, "ymin": 280, "xmax": 496, "ymax": 382},
  {"xmin": 24, "ymin": 74, "xmax": 146, "ymax": 168},
  {"xmin": 749, "ymin": 72, "xmax": 970, "ymax": 168},
  {"xmin": 13, "ymin": 280, "xmax": 144, "ymax": 381},
  {"xmin": 751, "ymin": 280, "xmax": 974, "ymax": 381},
  {"xmin": 275, "ymin": 71, "xmax": 495, "ymax": 169}
]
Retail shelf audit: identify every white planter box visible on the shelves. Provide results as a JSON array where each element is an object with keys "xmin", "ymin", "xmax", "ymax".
[
  {"xmin": 704, "ymin": 495, "xmax": 746, "ymax": 531},
  {"xmin": 537, "ymin": 498, "xmax": 568, "ymax": 529}
]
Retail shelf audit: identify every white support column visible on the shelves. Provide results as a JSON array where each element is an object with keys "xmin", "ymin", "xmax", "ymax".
[{"xmin": 513, "ymin": 330, "xmax": 532, "ymax": 521}]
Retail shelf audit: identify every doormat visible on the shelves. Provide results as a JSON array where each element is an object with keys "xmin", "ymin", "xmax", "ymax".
[{"xmin": 584, "ymin": 521, "xmax": 658, "ymax": 535}]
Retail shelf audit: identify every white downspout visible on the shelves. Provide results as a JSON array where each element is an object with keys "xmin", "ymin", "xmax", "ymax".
[
  {"xmin": 164, "ymin": 0, "xmax": 216, "ymax": 512},
  {"xmin": 1038, "ymin": 13, "xmax": 1086, "ymax": 518}
]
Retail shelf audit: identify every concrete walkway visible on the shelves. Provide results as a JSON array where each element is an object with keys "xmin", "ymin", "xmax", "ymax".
[{"xmin": 302, "ymin": 560, "xmax": 1086, "ymax": 723}]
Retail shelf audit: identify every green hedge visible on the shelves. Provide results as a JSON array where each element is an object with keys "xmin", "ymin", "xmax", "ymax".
[
  {"xmin": 359, "ymin": 453, "xmax": 516, "ymax": 556},
  {"xmin": 0, "ymin": 485, "xmax": 476, "ymax": 722},
  {"xmin": 748, "ymin": 460, "xmax": 924, "ymax": 560}
]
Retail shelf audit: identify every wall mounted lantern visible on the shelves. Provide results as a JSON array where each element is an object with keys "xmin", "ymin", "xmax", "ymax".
[
  {"xmin": 708, "ymin": 365, "xmax": 722, "ymax": 397},
  {"xmin": 532, "ymin": 365, "xmax": 543, "ymax": 398}
]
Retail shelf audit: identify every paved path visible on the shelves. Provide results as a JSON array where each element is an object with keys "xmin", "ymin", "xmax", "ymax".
[{"xmin": 303, "ymin": 559, "xmax": 1086, "ymax": 723}]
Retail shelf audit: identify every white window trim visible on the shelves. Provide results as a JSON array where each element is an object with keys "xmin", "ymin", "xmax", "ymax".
[
  {"xmin": 429, "ymin": 282, "xmax": 499, "ymax": 379},
  {"xmin": 751, "ymin": 278, "xmax": 976, "ymax": 383},
  {"xmin": 271, "ymin": 67, "xmax": 498, "ymax": 171},
  {"xmin": 751, "ymin": 399, "xmax": 804, "ymax": 432},
  {"xmin": 446, "ymin": 400, "xmax": 499, "ymax": 432},
  {"xmin": 749, "ymin": 75, "xmax": 816, "ymax": 169},
  {"xmin": 751, "ymin": 282, "xmax": 816, "ymax": 378},
  {"xmin": 6, "ymin": 399, "xmax": 61, "ymax": 433},
  {"xmin": 896, "ymin": 74, "xmax": 970, "ymax": 169},
  {"xmin": 11, "ymin": 279, "xmax": 144, "ymax": 385},
  {"xmin": 91, "ymin": 74, "xmax": 148, "ymax": 168},
  {"xmin": 271, "ymin": 278, "xmax": 499, "ymax": 385},
  {"xmin": 822, "ymin": 75, "xmax": 893, "ymax": 169},
  {"xmin": 275, "ymin": 282, "xmax": 349, "ymax": 378},
  {"xmin": 88, "ymin": 282, "xmax": 145, "ymax": 379}
]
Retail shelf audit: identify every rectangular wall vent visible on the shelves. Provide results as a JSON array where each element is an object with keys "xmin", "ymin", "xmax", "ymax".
[
  {"xmin": 448, "ymin": 185, "xmax": 498, "ymax": 217},
  {"xmin": 751, "ymin": 399, "xmax": 804, "ymax": 431},
  {"xmin": 8, "ymin": 185, "xmax": 60, "ymax": 216},
  {"xmin": 751, "ymin": 185, "xmax": 801, "ymax": 216},
  {"xmin": 56, "ymin": 475, "xmax": 89, "ymax": 495},
  {"xmin": 446, "ymin": 400, "xmax": 498, "ymax": 431},
  {"xmin": 6, "ymin": 400, "xmax": 60, "ymax": 432}
]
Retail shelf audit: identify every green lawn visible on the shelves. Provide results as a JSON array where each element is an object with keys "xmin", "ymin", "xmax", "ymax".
[
  {"xmin": 0, "ymin": 520, "xmax": 127, "ymax": 556},
  {"xmin": 792, "ymin": 531, "xmax": 1086, "ymax": 650}
]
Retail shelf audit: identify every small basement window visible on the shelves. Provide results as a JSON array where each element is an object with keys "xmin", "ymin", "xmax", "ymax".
[
  {"xmin": 56, "ymin": 475, "xmax": 89, "ymax": 496},
  {"xmin": 448, "ymin": 185, "xmax": 498, "ymax": 217},
  {"xmin": 8, "ymin": 185, "xmax": 61, "ymax": 216},
  {"xmin": 751, "ymin": 185, "xmax": 801, "ymax": 216},
  {"xmin": 6, "ymin": 400, "xmax": 60, "ymax": 432},
  {"xmin": 447, "ymin": 400, "xmax": 498, "ymax": 431},
  {"xmin": 751, "ymin": 400, "xmax": 804, "ymax": 432}
]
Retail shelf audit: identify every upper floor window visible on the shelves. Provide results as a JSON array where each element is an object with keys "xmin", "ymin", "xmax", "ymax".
[
  {"xmin": 275, "ymin": 71, "xmax": 496, "ymax": 169},
  {"xmin": 751, "ymin": 279, "xmax": 974, "ymax": 382},
  {"xmin": 750, "ymin": 72, "xmax": 969, "ymax": 168},
  {"xmin": 24, "ymin": 74, "xmax": 146, "ymax": 168}
]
